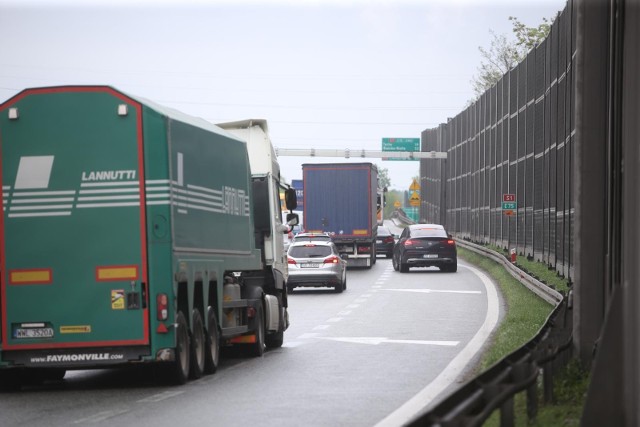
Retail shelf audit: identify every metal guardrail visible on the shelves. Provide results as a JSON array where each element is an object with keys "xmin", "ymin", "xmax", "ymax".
[
  {"xmin": 390, "ymin": 209, "xmax": 416, "ymax": 226},
  {"xmin": 406, "ymin": 240, "xmax": 572, "ymax": 427},
  {"xmin": 455, "ymin": 239, "xmax": 563, "ymax": 306}
]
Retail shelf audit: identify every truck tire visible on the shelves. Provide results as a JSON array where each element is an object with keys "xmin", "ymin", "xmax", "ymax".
[
  {"xmin": 27, "ymin": 368, "xmax": 66, "ymax": 383},
  {"xmin": 43, "ymin": 368, "xmax": 66, "ymax": 381},
  {"xmin": 204, "ymin": 307, "xmax": 220, "ymax": 375},
  {"xmin": 168, "ymin": 311, "xmax": 190, "ymax": 385},
  {"xmin": 20, "ymin": 368, "xmax": 66, "ymax": 385},
  {"xmin": 189, "ymin": 309, "xmax": 206, "ymax": 379},
  {"xmin": 400, "ymin": 262, "xmax": 409, "ymax": 273},
  {"xmin": 248, "ymin": 304, "xmax": 265, "ymax": 357}
]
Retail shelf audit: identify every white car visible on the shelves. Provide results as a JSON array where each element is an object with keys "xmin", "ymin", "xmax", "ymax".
[{"xmin": 286, "ymin": 241, "xmax": 347, "ymax": 293}]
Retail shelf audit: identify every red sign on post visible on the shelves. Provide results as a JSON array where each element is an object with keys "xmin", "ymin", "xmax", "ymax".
[{"xmin": 503, "ymin": 194, "xmax": 516, "ymax": 202}]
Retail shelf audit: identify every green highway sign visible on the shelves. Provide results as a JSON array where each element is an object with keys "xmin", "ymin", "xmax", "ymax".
[
  {"xmin": 382, "ymin": 138, "xmax": 420, "ymax": 161},
  {"xmin": 502, "ymin": 202, "xmax": 517, "ymax": 210},
  {"xmin": 382, "ymin": 138, "xmax": 420, "ymax": 152}
]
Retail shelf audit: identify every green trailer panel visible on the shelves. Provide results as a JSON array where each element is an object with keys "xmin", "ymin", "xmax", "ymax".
[
  {"xmin": 0, "ymin": 87, "xmax": 149, "ymax": 351},
  {"xmin": 169, "ymin": 119, "xmax": 254, "ymax": 254}
]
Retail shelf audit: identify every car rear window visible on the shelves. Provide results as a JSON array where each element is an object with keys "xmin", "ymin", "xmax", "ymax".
[
  {"xmin": 294, "ymin": 236, "xmax": 332, "ymax": 242},
  {"xmin": 377, "ymin": 227, "xmax": 391, "ymax": 236},
  {"xmin": 411, "ymin": 228, "xmax": 448, "ymax": 238},
  {"xmin": 289, "ymin": 245, "xmax": 333, "ymax": 258}
]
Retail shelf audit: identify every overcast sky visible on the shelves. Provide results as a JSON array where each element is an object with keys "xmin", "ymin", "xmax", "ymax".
[{"xmin": 0, "ymin": 0, "xmax": 565, "ymax": 190}]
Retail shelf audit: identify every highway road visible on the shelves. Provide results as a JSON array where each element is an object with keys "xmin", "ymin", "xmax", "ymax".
[{"xmin": 0, "ymin": 232, "xmax": 500, "ymax": 427}]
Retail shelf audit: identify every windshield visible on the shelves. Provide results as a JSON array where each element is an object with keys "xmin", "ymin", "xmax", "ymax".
[{"xmin": 377, "ymin": 227, "xmax": 391, "ymax": 236}]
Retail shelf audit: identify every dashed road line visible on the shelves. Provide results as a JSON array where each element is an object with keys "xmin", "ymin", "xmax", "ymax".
[
  {"xmin": 297, "ymin": 332, "xmax": 320, "ymax": 339},
  {"xmin": 74, "ymin": 409, "xmax": 130, "ymax": 424},
  {"xmin": 137, "ymin": 390, "xmax": 184, "ymax": 403}
]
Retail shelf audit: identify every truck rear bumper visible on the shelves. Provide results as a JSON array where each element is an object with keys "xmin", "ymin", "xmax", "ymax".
[
  {"xmin": 345, "ymin": 256, "xmax": 371, "ymax": 268},
  {"xmin": 1, "ymin": 346, "xmax": 151, "ymax": 369}
]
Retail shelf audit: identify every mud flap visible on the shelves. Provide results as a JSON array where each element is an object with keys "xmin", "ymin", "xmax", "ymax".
[{"xmin": 263, "ymin": 295, "xmax": 280, "ymax": 333}]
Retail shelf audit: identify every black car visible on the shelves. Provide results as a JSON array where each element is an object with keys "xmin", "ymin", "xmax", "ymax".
[
  {"xmin": 392, "ymin": 224, "xmax": 457, "ymax": 272},
  {"xmin": 375, "ymin": 226, "xmax": 396, "ymax": 258}
]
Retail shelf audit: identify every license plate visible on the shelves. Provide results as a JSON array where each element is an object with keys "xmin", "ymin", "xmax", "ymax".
[
  {"xmin": 14, "ymin": 328, "xmax": 54, "ymax": 339},
  {"xmin": 301, "ymin": 263, "xmax": 320, "ymax": 268},
  {"xmin": 423, "ymin": 254, "xmax": 438, "ymax": 259},
  {"xmin": 376, "ymin": 239, "xmax": 382, "ymax": 244}
]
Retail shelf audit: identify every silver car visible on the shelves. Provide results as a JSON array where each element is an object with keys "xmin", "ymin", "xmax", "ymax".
[{"xmin": 287, "ymin": 241, "xmax": 347, "ymax": 293}]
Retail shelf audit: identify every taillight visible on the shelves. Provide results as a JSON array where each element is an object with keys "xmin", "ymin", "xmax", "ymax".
[
  {"xmin": 288, "ymin": 257, "xmax": 297, "ymax": 265},
  {"xmin": 403, "ymin": 239, "xmax": 416, "ymax": 246},
  {"xmin": 384, "ymin": 236, "xmax": 394, "ymax": 244},
  {"xmin": 247, "ymin": 306, "xmax": 257, "ymax": 318},
  {"xmin": 358, "ymin": 246, "xmax": 371, "ymax": 253},
  {"xmin": 447, "ymin": 240, "xmax": 455, "ymax": 245},
  {"xmin": 324, "ymin": 256, "xmax": 340, "ymax": 264},
  {"xmin": 157, "ymin": 293, "xmax": 168, "ymax": 320}
]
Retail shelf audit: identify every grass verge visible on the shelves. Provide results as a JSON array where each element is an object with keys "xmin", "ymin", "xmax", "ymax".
[
  {"xmin": 458, "ymin": 246, "xmax": 589, "ymax": 426},
  {"xmin": 458, "ymin": 247, "xmax": 553, "ymax": 370}
]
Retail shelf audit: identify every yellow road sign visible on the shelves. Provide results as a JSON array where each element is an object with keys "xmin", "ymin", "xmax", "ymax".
[
  {"xmin": 394, "ymin": 200, "xmax": 401, "ymax": 208},
  {"xmin": 409, "ymin": 178, "xmax": 420, "ymax": 191},
  {"xmin": 409, "ymin": 191, "xmax": 420, "ymax": 207}
]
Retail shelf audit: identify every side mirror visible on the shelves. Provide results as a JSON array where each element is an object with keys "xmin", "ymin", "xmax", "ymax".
[
  {"xmin": 284, "ymin": 188, "xmax": 297, "ymax": 210},
  {"xmin": 286, "ymin": 213, "xmax": 299, "ymax": 227}
]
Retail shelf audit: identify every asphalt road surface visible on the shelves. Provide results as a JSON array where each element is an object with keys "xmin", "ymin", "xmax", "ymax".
[{"xmin": 0, "ymin": 234, "xmax": 500, "ymax": 426}]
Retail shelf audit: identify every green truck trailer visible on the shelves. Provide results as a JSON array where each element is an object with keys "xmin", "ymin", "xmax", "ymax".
[{"xmin": 0, "ymin": 86, "xmax": 297, "ymax": 386}]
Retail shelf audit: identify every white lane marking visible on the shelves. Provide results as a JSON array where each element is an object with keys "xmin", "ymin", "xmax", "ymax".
[
  {"xmin": 137, "ymin": 391, "xmax": 185, "ymax": 403},
  {"xmin": 326, "ymin": 317, "xmax": 343, "ymax": 323},
  {"xmin": 383, "ymin": 288, "xmax": 482, "ymax": 295},
  {"xmin": 313, "ymin": 325, "xmax": 330, "ymax": 331},
  {"xmin": 372, "ymin": 285, "xmax": 382, "ymax": 289},
  {"xmin": 283, "ymin": 341, "xmax": 303, "ymax": 348},
  {"xmin": 298, "ymin": 332, "xmax": 320, "ymax": 339},
  {"xmin": 361, "ymin": 293, "xmax": 372, "ymax": 298},
  {"xmin": 317, "ymin": 337, "xmax": 459, "ymax": 346},
  {"xmin": 337, "ymin": 310, "xmax": 352, "ymax": 316},
  {"xmin": 355, "ymin": 298, "xmax": 367, "ymax": 303},
  {"xmin": 346, "ymin": 304, "xmax": 360, "ymax": 309},
  {"xmin": 375, "ymin": 263, "xmax": 500, "ymax": 427},
  {"xmin": 74, "ymin": 409, "xmax": 130, "ymax": 423}
]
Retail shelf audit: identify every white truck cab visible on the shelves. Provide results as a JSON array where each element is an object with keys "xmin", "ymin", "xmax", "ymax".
[{"xmin": 217, "ymin": 119, "xmax": 298, "ymax": 281}]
